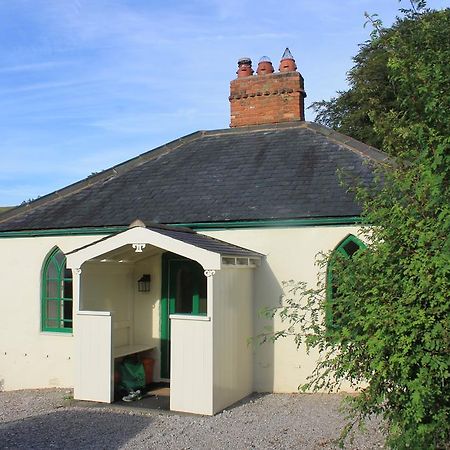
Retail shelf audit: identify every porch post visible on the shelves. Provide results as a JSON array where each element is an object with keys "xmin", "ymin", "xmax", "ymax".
[
  {"xmin": 72, "ymin": 267, "xmax": 82, "ymax": 398},
  {"xmin": 72, "ymin": 268, "xmax": 82, "ymax": 313},
  {"xmin": 204, "ymin": 269, "xmax": 216, "ymax": 321}
]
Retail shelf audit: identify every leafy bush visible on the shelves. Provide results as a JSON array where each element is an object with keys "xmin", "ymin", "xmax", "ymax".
[{"xmin": 264, "ymin": 3, "xmax": 450, "ymax": 448}]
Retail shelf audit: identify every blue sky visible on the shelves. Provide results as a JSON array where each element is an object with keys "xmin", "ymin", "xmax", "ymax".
[{"xmin": 0, "ymin": 0, "xmax": 447, "ymax": 206}]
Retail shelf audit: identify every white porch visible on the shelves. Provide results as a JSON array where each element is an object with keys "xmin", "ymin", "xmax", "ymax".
[{"xmin": 66, "ymin": 224, "xmax": 261, "ymax": 415}]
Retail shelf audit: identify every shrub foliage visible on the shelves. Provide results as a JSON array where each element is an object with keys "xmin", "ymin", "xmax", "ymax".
[{"xmin": 265, "ymin": 3, "xmax": 450, "ymax": 449}]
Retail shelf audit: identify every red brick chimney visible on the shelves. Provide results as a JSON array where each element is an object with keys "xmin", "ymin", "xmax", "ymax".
[{"xmin": 229, "ymin": 48, "xmax": 306, "ymax": 128}]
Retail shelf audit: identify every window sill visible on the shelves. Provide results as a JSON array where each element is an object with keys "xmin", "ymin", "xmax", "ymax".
[{"xmin": 40, "ymin": 331, "xmax": 73, "ymax": 337}]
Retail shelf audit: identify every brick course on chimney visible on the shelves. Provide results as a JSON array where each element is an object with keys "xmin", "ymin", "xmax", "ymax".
[{"xmin": 229, "ymin": 48, "xmax": 306, "ymax": 128}]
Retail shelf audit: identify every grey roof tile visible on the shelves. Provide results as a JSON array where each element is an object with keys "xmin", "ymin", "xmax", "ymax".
[{"xmin": 0, "ymin": 122, "xmax": 385, "ymax": 231}]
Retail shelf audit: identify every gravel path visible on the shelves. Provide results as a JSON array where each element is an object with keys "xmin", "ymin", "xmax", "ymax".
[{"xmin": 0, "ymin": 389, "xmax": 386, "ymax": 449}]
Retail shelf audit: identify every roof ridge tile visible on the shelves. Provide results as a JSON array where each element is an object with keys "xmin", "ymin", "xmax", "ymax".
[{"xmin": 305, "ymin": 122, "xmax": 390, "ymax": 164}]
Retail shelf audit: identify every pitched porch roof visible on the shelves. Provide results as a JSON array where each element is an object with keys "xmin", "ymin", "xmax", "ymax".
[{"xmin": 66, "ymin": 223, "xmax": 263, "ymax": 271}]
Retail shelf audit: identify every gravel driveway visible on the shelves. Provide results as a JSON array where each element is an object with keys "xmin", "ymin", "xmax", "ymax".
[{"xmin": 0, "ymin": 389, "xmax": 386, "ymax": 449}]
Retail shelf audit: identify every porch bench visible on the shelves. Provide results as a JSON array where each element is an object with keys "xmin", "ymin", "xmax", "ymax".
[{"xmin": 113, "ymin": 344, "xmax": 155, "ymax": 359}]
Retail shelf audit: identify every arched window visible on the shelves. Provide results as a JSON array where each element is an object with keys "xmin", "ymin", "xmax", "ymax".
[
  {"xmin": 41, "ymin": 248, "xmax": 73, "ymax": 333},
  {"xmin": 326, "ymin": 234, "xmax": 366, "ymax": 329}
]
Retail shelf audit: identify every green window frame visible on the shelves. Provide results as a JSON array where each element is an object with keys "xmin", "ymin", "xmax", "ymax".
[
  {"xmin": 326, "ymin": 234, "xmax": 367, "ymax": 329},
  {"xmin": 41, "ymin": 247, "xmax": 73, "ymax": 333}
]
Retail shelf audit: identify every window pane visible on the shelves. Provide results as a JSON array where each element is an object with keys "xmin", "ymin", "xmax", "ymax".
[
  {"xmin": 175, "ymin": 267, "xmax": 194, "ymax": 313},
  {"xmin": 64, "ymin": 300, "xmax": 73, "ymax": 320},
  {"xmin": 46, "ymin": 300, "xmax": 59, "ymax": 320},
  {"xmin": 342, "ymin": 240, "xmax": 361, "ymax": 257},
  {"xmin": 63, "ymin": 299, "xmax": 73, "ymax": 329},
  {"xmin": 47, "ymin": 261, "xmax": 58, "ymax": 279},
  {"xmin": 54, "ymin": 251, "xmax": 65, "ymax": 268},
  {"xmin": 46, "ymin": 280, "xmax": 59, "ymax": 298},
  {"xmin": 63, "ymin": 280, "xmax": 73, "ymax": 299},
  {"xmin": 46, "ymin": 319, "xmax": 60, "ymax": 328}
]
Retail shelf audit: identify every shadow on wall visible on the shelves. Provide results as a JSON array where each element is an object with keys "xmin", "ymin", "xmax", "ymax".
[
  {"xmin": 0, "ymin": 409, "xmax": 152, "ymax": 449},
  {"xmin": 0, "ymin": 379, "xmax": 4, "ymax": 392},
  {"xmin": 252, "ymin": 259, "xmax": 283, "ymax": 392}
]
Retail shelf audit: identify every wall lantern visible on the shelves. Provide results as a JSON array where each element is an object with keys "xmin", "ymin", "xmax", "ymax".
[{"xmin": 137, "ymin": 274, "xmax": 151, "ymax": 292}]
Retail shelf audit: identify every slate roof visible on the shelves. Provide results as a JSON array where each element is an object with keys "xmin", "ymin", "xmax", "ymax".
[
  {"xmin": 0, "ymin": 121, "xmax": 388, "ymax": 232},
  {"xmin": 68, "ymin": 224, "xmax": 264, "ymax": 258}
]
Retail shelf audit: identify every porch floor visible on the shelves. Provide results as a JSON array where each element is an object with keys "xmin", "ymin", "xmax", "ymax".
[{"xmin": 114, "ymin": 382, "xmax": 170, "ymax": 412}]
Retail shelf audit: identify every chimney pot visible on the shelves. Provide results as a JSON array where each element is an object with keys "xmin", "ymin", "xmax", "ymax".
[
  {"xmin": 256, "ymin": 56, "xmax": 274, "ymax": 75},
  {"xmin": 236, "ymin": 57, "xmax": 254, "ymax": 78},
  {"xmin": 279, "ymin": 47, "xmax": 297, "ymax": 72}
]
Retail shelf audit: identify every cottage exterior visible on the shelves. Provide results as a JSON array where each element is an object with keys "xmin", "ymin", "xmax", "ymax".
[{"xmin": 0, "ymin": 50, "xmax": 387, "ymax": 415}]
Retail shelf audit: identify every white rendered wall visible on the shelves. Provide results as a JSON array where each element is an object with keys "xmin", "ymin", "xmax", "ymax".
[
  {"xmin": 0, "ymin": 235, "xmax": 106, "ymax": 391},
  {"xmin": 212, "ymin": 268, "xmax": 253, "ymax": 413},
  {"xmin": 203, "ymin": 226, "xmax": 364, "ymax": 394}
]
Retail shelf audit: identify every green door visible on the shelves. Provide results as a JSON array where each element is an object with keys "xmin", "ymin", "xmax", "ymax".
[{"xmin": 160, "ymin": 253, "xmax": 207, "ymax": 379}]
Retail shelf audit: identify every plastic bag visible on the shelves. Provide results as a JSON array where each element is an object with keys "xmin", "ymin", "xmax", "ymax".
[{"xmin": 119, "ymin": 358, "xmax": 146, "ymax": 392}]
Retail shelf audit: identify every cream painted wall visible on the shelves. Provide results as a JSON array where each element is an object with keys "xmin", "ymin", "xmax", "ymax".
[
  {"xmin": 0, "ymin": 235, "xmax": 107, "ymax": 391},
  {"xmin": 203, "ymin": 226, "xmax": 364, "ymax": 394},
  {"xmin": 212, "ymin": 268, "xmax": 253, "ymax": 413},
  {"xmin": 0, "ymin": 225, "xmax": 363, "ymax": 397},
  {"xmin": 82, "ymin": 262, "xmax": 134, "ymax": 319}
]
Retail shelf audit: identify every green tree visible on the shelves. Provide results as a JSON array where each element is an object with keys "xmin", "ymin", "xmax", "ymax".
[
  {"xmin": 266, "ymin": 4, "xmax": 450, "ymax": 449},
  {"xmin": 310, "ymin": 32, "xmax": 393, "ymax": 149},
  {"xmin": 310, "ymin": 2, "xmax": 449, "ymax": 153}
]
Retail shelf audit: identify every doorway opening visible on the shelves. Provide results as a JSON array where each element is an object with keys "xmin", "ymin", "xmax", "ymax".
[{"xmin": 160, "ymin": 253, "xmax": 207, "ymax": 379}]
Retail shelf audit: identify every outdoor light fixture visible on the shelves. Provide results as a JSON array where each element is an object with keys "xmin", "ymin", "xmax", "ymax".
[{"xmin": 137, "ymin": 274, "xmax": 151, "ymax": 292}]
